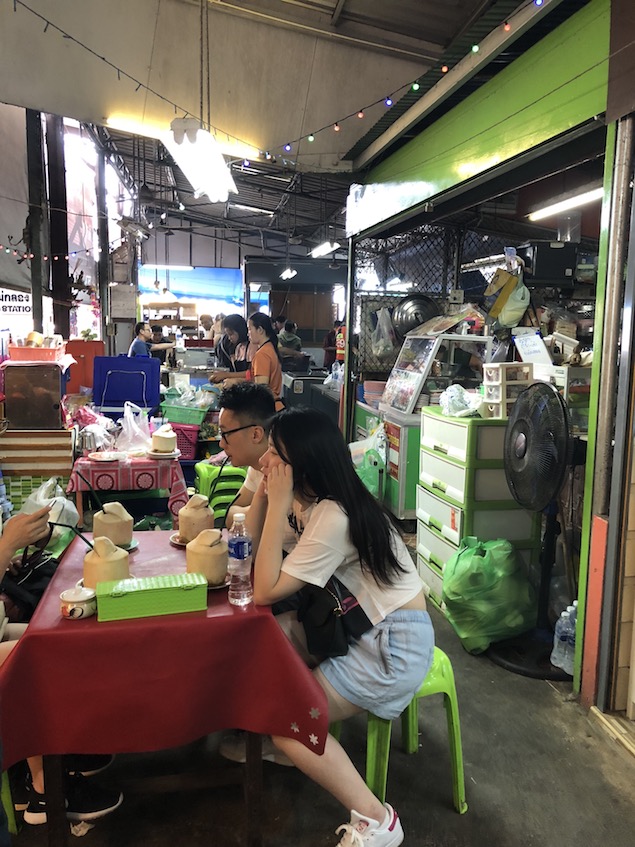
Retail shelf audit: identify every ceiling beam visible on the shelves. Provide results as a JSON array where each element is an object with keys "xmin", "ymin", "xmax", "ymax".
[
  {"xmin": 331, "ymin": 0, "xmax": 347, "ymax": 26},
  {"xmin": 208, "ymin": 0, "xmax": 444, "ymax": 61},
  {"xmin": 352, "ymin": 0, "xmax": 566, "ymax": 170}
]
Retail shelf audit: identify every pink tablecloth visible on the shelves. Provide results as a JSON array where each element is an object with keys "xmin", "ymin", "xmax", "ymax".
[
  {"xmin": 66, "ymin": 456, "xmax": 189, "ymax": 518},
  {"xmin": 0, "ymin": 533, "xmax": 328, "ymax": 768}
]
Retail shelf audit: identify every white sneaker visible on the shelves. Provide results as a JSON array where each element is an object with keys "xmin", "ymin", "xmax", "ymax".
[
  {"xmin": 336, "ymin": 803, "xmax": 404, "ymax": 847},
  {"xmin": 219, "ymin": 730, "xmax": 294, "ymax": 767}
]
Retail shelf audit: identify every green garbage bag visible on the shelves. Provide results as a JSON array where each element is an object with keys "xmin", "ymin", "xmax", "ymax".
[
  {"xmin": 442, "ymin": 536, "xmax": 537, "ymax": 654},
  {"xmin": 355, "ymin": 449, "xmax": 385, "ymax": 499}
]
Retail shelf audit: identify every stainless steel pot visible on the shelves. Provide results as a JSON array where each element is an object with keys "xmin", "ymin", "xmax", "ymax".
[{"xmin": 391, "ymin": 294, "xmax": 440, "ymax": 340}]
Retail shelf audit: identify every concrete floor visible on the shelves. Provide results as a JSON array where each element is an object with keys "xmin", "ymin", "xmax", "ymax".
[{"xmin": 10, "ymin": 605, "xmax": 635, "ymax": 846}]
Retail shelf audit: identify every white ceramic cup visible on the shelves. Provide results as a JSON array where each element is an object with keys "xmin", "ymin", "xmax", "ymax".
[{"xmin": 60, "ymin": 586, "xmax": 97, "ymax": 620}]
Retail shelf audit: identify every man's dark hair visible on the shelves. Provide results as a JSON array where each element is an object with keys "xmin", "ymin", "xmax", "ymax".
[
  {"xmin": 150, "ymin": 325, "xmax": 163, "ymax": 334},
  {"xmin": 134, "ymin": 321, "xmax": 148, "ymax": 336},
  {"xmin": 274, "ymin": 314, "xmax": 287, "ymax": 325},
  {"xmin": 284, "ymin": 320, "xmax": 296, "ymax": 333},
  {"xmin": 219, "ymin": 382, "xmax": 276, "ymax": 428}
]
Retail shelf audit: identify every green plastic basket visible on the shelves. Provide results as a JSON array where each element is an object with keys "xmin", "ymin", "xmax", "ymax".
[{"xmin": 160, "ymin": 403, "xmax": 209, "ymax": 425}]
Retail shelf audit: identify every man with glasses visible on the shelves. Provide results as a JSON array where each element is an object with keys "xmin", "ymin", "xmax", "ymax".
[{"xmin": 218, "ymin": 382, "xmax": 275, "ymax": 528}]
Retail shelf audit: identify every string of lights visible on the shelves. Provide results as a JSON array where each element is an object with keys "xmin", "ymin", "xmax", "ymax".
[{"xmin": 9, "ymin": 0, "xmax": 546, "ymax": 165}]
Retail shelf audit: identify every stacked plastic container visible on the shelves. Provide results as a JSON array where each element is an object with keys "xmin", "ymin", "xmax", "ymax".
[{"xmin": 481, "ymin": 362, "xmax": 534, "ymax": 420}]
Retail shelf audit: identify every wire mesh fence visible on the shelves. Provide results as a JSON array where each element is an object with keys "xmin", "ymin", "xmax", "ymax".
[{"xmin": 353, "ymin": 224, "xmax": 509, "ymax": 376}]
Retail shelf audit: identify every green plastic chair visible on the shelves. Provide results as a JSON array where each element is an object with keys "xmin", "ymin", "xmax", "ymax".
[
  {"xmin": 1, "ymin": 770, "xmax": 18, "ymax": 835},
  {"xmin": 194, "ymin": 462, "xmax": 247, "ymax": 524},
  {"xmin": 331, "ymin": 646, "xmax": 468, "ymax": 814}
]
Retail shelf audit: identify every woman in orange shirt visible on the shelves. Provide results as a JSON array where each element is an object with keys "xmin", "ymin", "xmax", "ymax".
[{"xmin": 247, "ymin": 312, "xmax": 284, "ymax": 411}]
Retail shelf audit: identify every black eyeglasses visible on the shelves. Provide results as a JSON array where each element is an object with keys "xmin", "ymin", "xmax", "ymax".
[{"xmin": 219, "ymin": 424, "xmax": 257, "ymax": 442}]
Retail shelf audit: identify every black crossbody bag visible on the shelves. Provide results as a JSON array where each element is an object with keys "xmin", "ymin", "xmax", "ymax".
[{"xmin": 297, "ymin": 576, "xmax": 373, "ymax": 658}]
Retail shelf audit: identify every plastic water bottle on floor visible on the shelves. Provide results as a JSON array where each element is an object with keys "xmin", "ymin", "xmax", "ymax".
[
  {"xmin": 228, "ymin": 513, "xmax": 253, "ymax": 607},
  {"xmin": 561, "ymin": 613, "xmax": 575, "ymax": 676},
  {"xmin": 550, "ymin": 611, "xmax": 569, "ymax": 669}
]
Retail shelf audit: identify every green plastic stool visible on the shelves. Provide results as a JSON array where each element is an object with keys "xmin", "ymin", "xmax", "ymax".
[
  {"xmin": 331, "ymin": 646, "xmax": 468, "ymax": 814},
  {"xmin": 1, "ymin": 770, "xmax": 18, "ymax": 835}
]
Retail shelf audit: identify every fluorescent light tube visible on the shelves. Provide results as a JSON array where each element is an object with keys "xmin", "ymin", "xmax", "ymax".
[
  {"xmin": 280, "ymin": 267, "xmax": 298, "ymax": 280},
  {"xmin": 528, "ymin": 187, "xmax": 603, "ymax": 221},
  {"xmin": 310, "ymin": 241, "xmax": 341, "ymax": 258},
  {"xmin": 162, "ymin": 119, "xmax": 237, "ymax": 204}
]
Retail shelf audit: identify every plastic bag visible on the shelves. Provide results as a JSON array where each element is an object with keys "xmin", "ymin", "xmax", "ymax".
[
  {"xmin": 439, "ymin": 385, "xmax": 482, "ymax": 417},
  {"xmin": 498, "ymin": 279, "xmax": 530, "ymax": 328},
  {"xmin": 18, "ymin": 477, "xmax": 79, "ymax": 542},
  {"xmin": 115, "ymin": 402, "xmax": 151, "ymax": 454},
  {"xmin": 371, "ymin": 308, "xmax": 396, "ymax": 359},
  {"xmin": 442, "ymin": 537, "xmax": 537, "ymax": 654},
  {"xmin": 349, "ymin": 424, "xmax": 386, "ymax": 467}
]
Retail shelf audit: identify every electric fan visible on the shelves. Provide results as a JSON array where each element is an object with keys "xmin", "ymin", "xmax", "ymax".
[{"xmin": 487, "ymin": 382, "xmax": 586, "ymax": 679}]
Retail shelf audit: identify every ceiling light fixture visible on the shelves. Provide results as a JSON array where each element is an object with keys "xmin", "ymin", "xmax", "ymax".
[
  {"xmin": 232, "ymin": 203, "xmax": 275, "ymax": 217},
  {"xmin": 528, "ymin": 187, "xmax": 603, "ymax": 221},
  {"xmin": 280, "ymin": 267, "xmax": 298, "ymax": 280},
  {"xmin": 310, "ymin": 241, "xmax": 341, "ymax": 258},
  {"xmin": 162, "ymin": 118, "xmax": 237, "ymax": 204}
]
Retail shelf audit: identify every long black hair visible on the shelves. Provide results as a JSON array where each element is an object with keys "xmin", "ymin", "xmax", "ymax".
[
  {"xmin": 249, "ymin": 312, "xmax": 281, "ymax": 360},
  {"xmin": 222, "ymin": 314, "xmax": 249, "ymax": 345},
  {"xmin": 216, "ymin": 314, "xmax": 249, "ymax": 369},
  {"xmin": 269, "ymin": 407, "xmax": 406, "ymax": 585}
]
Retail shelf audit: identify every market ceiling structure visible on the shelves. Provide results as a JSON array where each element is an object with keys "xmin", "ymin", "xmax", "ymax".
[{"xmin": 0, "ymin": 0, "xmax": 592, "ymax": 258}]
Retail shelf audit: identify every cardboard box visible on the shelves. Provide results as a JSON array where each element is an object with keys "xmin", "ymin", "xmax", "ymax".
[{"xmin": 96, "ymin": 573, "xmax": 208, "ymax": 622}]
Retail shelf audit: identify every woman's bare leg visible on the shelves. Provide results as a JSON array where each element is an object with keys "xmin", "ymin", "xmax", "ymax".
[
  {"xmin": 27, "ymin": 757, "xmax": 44, "ymax": 794},
  {"xmin": 271, "ymin": 667, "xmax": 386, "ymax": 822}
]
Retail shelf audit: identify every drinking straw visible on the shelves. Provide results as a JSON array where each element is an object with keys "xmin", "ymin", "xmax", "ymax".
[
  {"xmin": 75, "ymin": 469, "xmax": 104, "ymax": 511},
  {"xmin": 48, "ymin": 521, "xmax": 94, "ymax": 550}
]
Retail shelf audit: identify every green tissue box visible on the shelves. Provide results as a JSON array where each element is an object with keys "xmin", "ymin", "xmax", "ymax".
[{"xmin": 96, "ymin": 573, "xmax": 208, "ymax": 622}]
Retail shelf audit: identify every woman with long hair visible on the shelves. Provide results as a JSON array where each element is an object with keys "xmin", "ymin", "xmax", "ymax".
[
  {"xmin": 246, "ymin": 407, "xmax": 434, "ymax": 847},
  {"xmin": 209, "ymin": 314, "xmax": 257, "ymax": 382},
  {"xmin": 246, "ymin": 312, "xmax": 283, "ymax": 410},
  {"xmin": 210, "ymin": 313, "xmax": 283, "ymax": 410}
]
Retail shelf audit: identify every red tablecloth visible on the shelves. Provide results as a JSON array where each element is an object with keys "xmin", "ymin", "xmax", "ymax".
[
  {"xmin": 66, "ymin": 456, "xmax": 189, "ymax": 518},
  {"xmin": 0, "ymin": 533, "xmax": 328, "ymax": 768}
]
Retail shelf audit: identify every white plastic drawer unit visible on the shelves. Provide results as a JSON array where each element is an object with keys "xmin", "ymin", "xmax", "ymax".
[
  {"xmin": 416, "ymin": 485, "xmax": 537, "ymax": 545},
  {"xmin": 419, "ymin": 449, "xmax": 514, "ymax": 507},
  {"xmin": 416, "ymin": 521, "xmax": 457, "ymax": 572},
  {"xmin": 416, "ymin": 554, "xmax": 446, "ymax": 610},
  {"xmin": 420, "ymin": 408, "xmax": 506, "ymax": 465}
]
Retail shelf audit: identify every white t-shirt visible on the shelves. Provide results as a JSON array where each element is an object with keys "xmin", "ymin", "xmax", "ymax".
[
  {"xmin": 280, "ymin": 498, "xmax": 421, "ymax": 625},
  {"xmin": 243, "ymin": 465, "xmax": 263, "ymax": 493}
]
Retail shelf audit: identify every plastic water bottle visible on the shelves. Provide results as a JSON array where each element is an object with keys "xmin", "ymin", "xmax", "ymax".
[
  {"xmin": 227, "ymin": 513, "xmax": 253, "ymax": 607},
  {"xmin": 570, "ymin": 600, "xmax": 578, "ymax": 627},
  {"xmin": 550, "ymin": 611, "xmax": 569, "ymax": 669},
  {"xmin": 561, "ymin": 613, "xmax": 575, "ymax": 676}
]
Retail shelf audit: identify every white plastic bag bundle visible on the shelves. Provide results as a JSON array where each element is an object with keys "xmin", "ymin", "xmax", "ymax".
[
  {"xmin": 371, "ymin": 308, "xmax": 396, "ymax": 359},
  {"xmin": 18, "ymin": 477, "xmax": 79, "ymax": 541},
  {"xmin": 115, "ymin": 401, "xmax": 151, "ymax": 454},
  {"xmin": 439, "ymin": 385, "xmax": 482, "ymax": 417}
]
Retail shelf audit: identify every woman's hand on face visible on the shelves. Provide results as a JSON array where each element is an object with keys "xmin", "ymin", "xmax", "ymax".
[
  {"xmin": 254, "ymin": 476, "xmax": 268, "ymax": 501},
  {"xmin": 265, "ymin": 463, "xmax": 294, "ymax": 512},
  {"xmin": 1, "ymin": 505, "xmax": 52, "ymax": 553}
]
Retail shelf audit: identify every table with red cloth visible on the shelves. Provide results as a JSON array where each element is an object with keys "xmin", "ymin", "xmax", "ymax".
[
  {"xmin": 66, "ymin": 455, "xmax": 189, "ymax": 525},
  {"xmin": 0, "ymin": 533, "xmax": 328, "ymax": 845}
]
